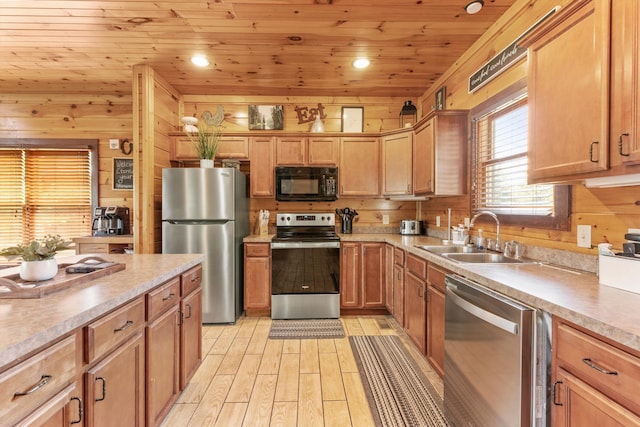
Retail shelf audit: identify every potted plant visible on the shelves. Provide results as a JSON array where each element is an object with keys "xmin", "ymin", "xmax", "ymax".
[
  {"xmin": 0, "ymin": 234, "xmax": 73, "ymax": 281},
  {"xmin": 183, "ymin": 118, "xmax": 224, "ymax": 168}
]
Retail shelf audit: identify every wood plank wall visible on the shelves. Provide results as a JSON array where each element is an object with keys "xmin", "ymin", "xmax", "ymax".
[
  {"xmin": 0, "ymin": 93, "xmax": 134, "ymax": 214},
  {"xmin": 416, "ymin": 0, "xmax": 640, "ymax": 254}
]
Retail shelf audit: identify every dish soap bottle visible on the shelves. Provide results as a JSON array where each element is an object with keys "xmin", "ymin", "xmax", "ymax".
[{"xmin": 476, "ymin": 228, "xmax": 485, "ymax": 249}]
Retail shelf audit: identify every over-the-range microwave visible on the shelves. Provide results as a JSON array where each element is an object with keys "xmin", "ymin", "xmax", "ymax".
[{"xmin": 275, "ymin": 166, "xmax": 338, "ymax": 201}]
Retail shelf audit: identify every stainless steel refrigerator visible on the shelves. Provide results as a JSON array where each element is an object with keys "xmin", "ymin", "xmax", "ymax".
[{"xmin": 162, "ymin": 167, "xmax": 248, "ymax": 323}]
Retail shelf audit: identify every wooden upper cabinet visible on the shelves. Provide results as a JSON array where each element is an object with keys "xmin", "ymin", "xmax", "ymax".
[
  {"xmin": 249, "ymin": 136, "xmax": 275, "ymax": 197},
  {"xmin": 339, "ymin": 136, "xmax": 380, "ymax": 196},
  {"xmin": 275, "ymin": 136, "xmax": 338, "ymax": 166},
  {"xmin": 413, "ymin": 110, "xmax": 467, "ymax": 196},
  {"xmin": 382, "ymin": 130, "xmax": 413, "ymax": 196},
  {"xmin": 521, "ymin": 0, "xmax": 610, "ymax": 182},
  {"xmin": 170, "ymin": 135, "xmax": 249, "ymax": 160},
  {"xmin": 610, "ymin": 0, "xmax": 640, "ymax": 168}
]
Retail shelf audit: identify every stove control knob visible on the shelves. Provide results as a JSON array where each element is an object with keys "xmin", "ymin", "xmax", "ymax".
[
  {"xmin": 321, "ymin": 216, "xmax": 325, "ymax": 221},
  {"xmin": 286, "ymin": 216, "xmax": 291, "ymax": 222}
]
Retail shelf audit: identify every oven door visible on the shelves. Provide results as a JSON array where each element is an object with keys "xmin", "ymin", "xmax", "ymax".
[{"xmin": 270, "ymin": 241, "xmax": 340, "ymax": 319}]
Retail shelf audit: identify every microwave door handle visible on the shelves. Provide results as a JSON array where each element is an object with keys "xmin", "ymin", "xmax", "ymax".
[{"xmin": 446, "ymin": 287, "xmax": 519, "ymax": 335}]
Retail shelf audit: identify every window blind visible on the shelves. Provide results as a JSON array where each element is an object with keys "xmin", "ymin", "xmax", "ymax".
[
  {"xmin": 0, "ymin": 148, "xmax": 92, "ymax": 247},
  {"xmin": 472, "ymin": 97, "xmax": 556, "ymax": 216}
]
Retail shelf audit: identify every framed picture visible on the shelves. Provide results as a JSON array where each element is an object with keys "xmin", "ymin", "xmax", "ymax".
[
  {"xmin": 341, "ymin": 106, "xmax": 364, "ymax": 133},
  {"xmin": 434, "ymin": 86, "xmax": 446, "ymax": 110},
  {"xmin": 248, "ymin": 105, "xmax": 284, "ymax": 130},
  {"xmin": 113, "ymin": 157, "xmax": 133, "ymax": 190}
]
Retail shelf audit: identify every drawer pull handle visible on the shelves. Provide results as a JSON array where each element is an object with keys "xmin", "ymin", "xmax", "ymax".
[
  {"xmin": 191, "ymin": 276, "xmax": 201, "ymax": 283},
  {"xmin": 14, "ymin": 374, "xmax": 52, "ymax": 397},
  {"xmin": 163, "ymin": 293, "xmax": 175, "ymax": 301},
  {"xmin": 95, "ymin": 377, "xmax": 107, "ymax": 401},
  {"xmin": 185, "ymin": 303, "xmax": 193, "ymax": 319},
  {"xmin": 552, "ymin": 380, "xmax": 563, "ymax": 406},
  {"xmin": 70, "ymin": 396, "xmax": 83, "ymax": 424},
  {"xmin": 113, "ymin": 320, "xmax": 133, "ymax": 333},
  {"xmin": 582, "ymin": 358, "xmax": 618, "ymax": 375}
]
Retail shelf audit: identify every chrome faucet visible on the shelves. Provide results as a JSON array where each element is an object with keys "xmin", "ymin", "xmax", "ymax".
[{"xmin": 470, "ymin": 211, "xmax": 501, "ymax": 251}]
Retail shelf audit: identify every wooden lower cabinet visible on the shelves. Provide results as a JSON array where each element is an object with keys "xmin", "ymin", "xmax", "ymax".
[
  {"xmin": 552, "ymin": 318, "xmax": 640, "ymax": 426},
  {"xmin": 404, "ymin": 253, "xmax": 427, "ymax": 353},
  {"xmin": 384, "ymin": 244, "xmax": 394, "ymax": 314},
  {"xmin": 180, "ymin": 286, "xmax": 203, "ymax": 389},
  {"xmin": 340, "ymin": 242, "xmax": 385, "ymax": 310},
  {"xmin": 426, "ymin": 263, "xmax": 448, "ymax": 378},
  {"xmin": 244, "ymin": 243, "xmax": 271, "ymax": 315},
  {"xmin": 85, "ymin": 331, "xmax": 145, "ymax": 427}
]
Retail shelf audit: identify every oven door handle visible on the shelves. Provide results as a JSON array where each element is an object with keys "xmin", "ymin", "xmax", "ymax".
[
  {"xmin": 446, "ymin": 286, "xmax": 519, "ymax": 335},
  {"xmin": 271, "ymin": 241, "xmax": 341, "ymax": 249}
]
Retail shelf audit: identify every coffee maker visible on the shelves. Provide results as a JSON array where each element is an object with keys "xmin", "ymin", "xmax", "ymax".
[
  {"xmin": 105, "ymin": 206, "xmax": 131, "ymax": 235},
  {"xmin": 91, "ymin": 207, "xmax": 109, "ymax": 236}
]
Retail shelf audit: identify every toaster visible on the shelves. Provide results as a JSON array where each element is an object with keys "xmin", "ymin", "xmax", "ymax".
[{"xmin": 400, "ymin": 220, "xmax": 425, "ymax": 235}]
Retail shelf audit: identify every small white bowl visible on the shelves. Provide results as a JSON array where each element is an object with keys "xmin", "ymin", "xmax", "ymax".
[{"xmin": 181, "ymin": 116, "xmax": 198, "ymax": 126}]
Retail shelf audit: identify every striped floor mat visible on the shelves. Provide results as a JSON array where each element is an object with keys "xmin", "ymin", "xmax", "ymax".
[
  {"xmin": 350, "ymin": 335, "xmax": 450, "ymax": 427},
  {"xmin": 268, "ymin": 318, "xmax": 345, "ymax": 339}
]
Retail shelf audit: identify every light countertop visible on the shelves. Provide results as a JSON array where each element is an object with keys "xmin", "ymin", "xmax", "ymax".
[
  {"xmin": 0, "ymin": 253, "xmax": 204, "ymax": 368},
  {"xmin": 244, "ymin": 232, "xmax": 640, "ymax": 353}
]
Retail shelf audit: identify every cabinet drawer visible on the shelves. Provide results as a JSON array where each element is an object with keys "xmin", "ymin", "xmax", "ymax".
[
  {"xmin": 556, "ymin": 321, "xmax": 640, "ymax": 414},
  {"xmin": 77, "ymin": 243, "xmax": 109, "ymax": 254},
  {"xmin": 85, "ymin": 297, "xmax": 145, "ymax": 364},
  {"xmin": 393, "ymin": 248, "xmax": 405, "ymax": 266},
  {"xmin": 147, "ymin": 277, "xmax": 180, "ymax": 321},
  {"xmin": 0, "ymin": 333, "xmax": 80, "ymax": 426},
  {"xmin": 406, "ymin": 254, "xmax": 427, "ymax": 280},
  {"xmin": 246, "ymin": 243, "xmax": 270, "ymax": 257},
  {"xmin": 426, "ymin": 264, "xmax": 448, "ymax": 292},
  {"xmin": 181, "ymin": 264, "xmax": 203, "ymax": 297}
]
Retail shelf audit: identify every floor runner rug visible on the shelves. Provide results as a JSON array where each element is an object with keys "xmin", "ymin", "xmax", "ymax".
[
  {"xmin": 349, "ymin": 335, "xmax": 450, "ymax": 427},
  {"xmin": 268, "ymin": 318, "xmax": 345, "ymax": 339}
]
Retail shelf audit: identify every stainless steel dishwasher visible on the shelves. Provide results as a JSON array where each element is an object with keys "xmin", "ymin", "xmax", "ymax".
[{"xmin": 444, "ymin": 274, "xmax": 550, "ymax": 427}]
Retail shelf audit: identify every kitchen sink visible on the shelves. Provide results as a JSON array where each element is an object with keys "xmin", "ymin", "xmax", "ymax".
[
  {"xmin": 442, "ymin": 252, "xmax": 525, "ymax": 263},
  {"xmin": 416, "ymin": 244, "xmax": 483, "ymax": 254}
]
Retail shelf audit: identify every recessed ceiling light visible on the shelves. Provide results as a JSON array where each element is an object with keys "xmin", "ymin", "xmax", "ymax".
[
  {"xmin": 191, "ymin": 55, "xmax": 210, "ymax": 67},
  {"xmin": 465, "ymin": 0, "xmax": 484, "ymax": 14},
  {"xmin": 353, "ymin": 58, "xmax": 371, "ymax": 69}
]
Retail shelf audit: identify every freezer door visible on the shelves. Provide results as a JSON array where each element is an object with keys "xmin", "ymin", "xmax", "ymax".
[
  {"xmin": 162, "ymin": 168, "xmax": 236, "ymax": 221},
  {"xmin": 163, "ymin": 221, "xmax": 237, "ymax": 323}
]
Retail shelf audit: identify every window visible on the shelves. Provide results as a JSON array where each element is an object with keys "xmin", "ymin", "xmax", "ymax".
[
  {"xmin": 471, "ymin": 82, "xmax": 570, "ymax": 230},
  {"xmin": 0, "ymin": 139, "xmax": 98, "ymax": 248}
]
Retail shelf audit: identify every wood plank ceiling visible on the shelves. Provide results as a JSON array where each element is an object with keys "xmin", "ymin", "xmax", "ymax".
[{"xmin": 0, "ymin": 0, "xmax": 517, "ymax": 97}]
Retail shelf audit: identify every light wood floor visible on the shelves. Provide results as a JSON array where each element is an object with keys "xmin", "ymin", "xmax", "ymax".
[{"xmin": 161, "ymin": 315, "xmax": 443, "ymax": 427}]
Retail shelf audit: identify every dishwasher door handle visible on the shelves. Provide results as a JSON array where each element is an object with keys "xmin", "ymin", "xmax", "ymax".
[{"xmin": 446, "ymin": 287, "xmax": 519, "ymax": 335}]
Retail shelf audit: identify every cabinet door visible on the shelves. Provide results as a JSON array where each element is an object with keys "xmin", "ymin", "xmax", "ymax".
[
  {"xmin": 382, "ymin": 131, "xmax": 413, "ymax": 196},
  {"xmin": 308, "ymin": 136, "xmax": 338, "ymax": 165},
  {"xmin": 340, "ymin": 242, "xmax": 361, "ymax": 308},
  {"xmin": 414, "ymin": 118, "xmax": 435, "ymax": 194},
  {"xmin": 392, "ymin": 264, "xmax": 405, "ymax": 327},
  {"xmin": 275, "ymin": 136, "xmax": 306, "ymax": 165},
  {"xmin": 526, "ymin": 0, "xmax": 610, "ymax": 182},
  {"xmin": 180, "ymin": 287, "xmax": 203, "ymax": 390},
  {"xmin": 249, "ymin": 136, "xmax": 275, "ymax": 197},
  {"xmin": 339, "ymin": 137, "xmax": 380, "ymax": 196},
  {"xmin": 85, "ymin": 332, "xmax": 145, "ymax": 427},
  {"xmin": 610, "ymin": 0, "xmax": 640, "ymax": 167},
  {"xmin": 361, "ymin": 243, "xmax": 385, "ymax": 308},
  {"xmin": 552, "ymin": 368, "xmax": 640, "ymax": 427},
  {"xmin": 384, "ymin": 245, "xmax": 394, "ymax": 314},
  {"xmin": 146, "ymin": 305, "xmax": 180, "ymax": 427},
  {"xmin": 404, "ymin": 272, "xmax": 426, "ymax": 353},
  {"xmin": 244, "ymin": 256, "xmax": 271, "ymax": 310},
  {"xmin": 217, "ymin": 136, "xmax": 249, "ymax": 159},
  {"xmin": 426, "ymin": 286, "xmax": 445, "ymax": 378}
]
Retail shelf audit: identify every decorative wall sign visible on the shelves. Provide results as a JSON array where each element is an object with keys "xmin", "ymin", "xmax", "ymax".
[
  {"xmin": 434, "ymin": 86, "xmax": 446, "ymax": 110},
  {"xmin": 113, "ymin": 157, "xmax": 133, "ymax": 190},
  {"xmin": 341, "ymin": 106, "xmax": 364, "ymax": 133},
  {"xmin": 248, "ymin": 105, "xmax": 284, "ymax": 130},
  {"xmin": 294, "ymin": 103, "xmax": 326, "ymax": 124},
  {"xmin": 468, "ymin": 6, "xmax": 559, "ymax": 93}
]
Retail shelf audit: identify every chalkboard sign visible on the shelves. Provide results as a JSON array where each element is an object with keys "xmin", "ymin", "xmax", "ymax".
[{"xmin": 113, "ymin": 157, "xmax": 133, "ymax": 190}]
